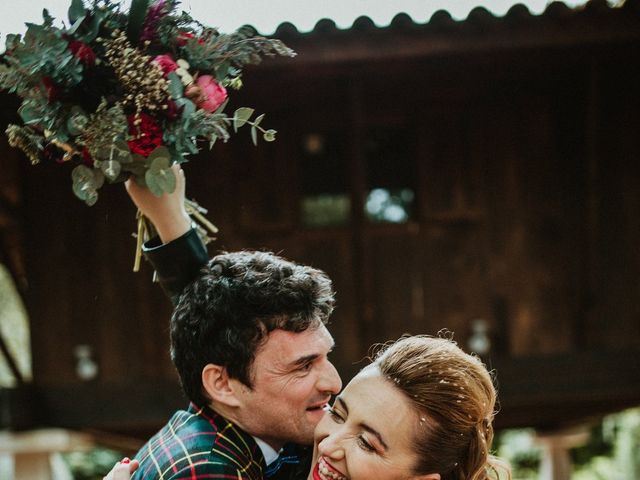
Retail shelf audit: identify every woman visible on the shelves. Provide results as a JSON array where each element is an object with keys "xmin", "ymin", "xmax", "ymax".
[{"xmin": 105, "ymin": 335, "xmax": 510, "ymax": 480}]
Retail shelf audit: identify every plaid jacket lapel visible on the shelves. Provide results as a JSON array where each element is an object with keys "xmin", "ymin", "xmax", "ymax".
[{"xmin": 195, "ymin": 404, "xmax": 267, "ymax": 479}]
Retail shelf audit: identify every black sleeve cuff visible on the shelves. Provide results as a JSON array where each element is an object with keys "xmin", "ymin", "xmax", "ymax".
[{"xmin": 143, "ymin": 228, "xmax": 209, "ymax": 303}]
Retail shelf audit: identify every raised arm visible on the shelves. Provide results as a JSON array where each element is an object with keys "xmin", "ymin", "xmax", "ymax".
[{"xmin": 125, "ymin": 165, "xmax": 209, "ymax": 302}]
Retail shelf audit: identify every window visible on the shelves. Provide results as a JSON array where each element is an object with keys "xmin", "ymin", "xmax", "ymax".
[
  {"xmin": 364, "ymin": 127, "xmax": 417, "ymax": 223},
  {"xmin": 300, "ymin": 132, "xmax": 351, "ymax": 227}
]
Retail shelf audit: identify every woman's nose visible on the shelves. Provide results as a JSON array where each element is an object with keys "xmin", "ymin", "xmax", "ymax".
[{"xmin": 318, "ymin": 433, "xmax": 345, "ymax": 460}]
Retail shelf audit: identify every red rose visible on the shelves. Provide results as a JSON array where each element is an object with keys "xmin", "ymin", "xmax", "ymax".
[
  {"xmin": 176, "ymin": 31, "xmax": 205, "ymax": 47},
  {"xmin": 69, "ymin": 40, "xmax": 96, "ymax": 66},
  {"xmin": 41, "ymin": 77, "xmax": 62, "ymax": 102},
  {"xmin": 127, "ymin": 113, "xmax": 163, "ymax": 157}
]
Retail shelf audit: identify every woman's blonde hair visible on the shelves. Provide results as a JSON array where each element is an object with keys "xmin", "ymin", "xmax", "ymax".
[{"xmin": 372, "ymin": 335, "xmax": 511, "ymax": 480}]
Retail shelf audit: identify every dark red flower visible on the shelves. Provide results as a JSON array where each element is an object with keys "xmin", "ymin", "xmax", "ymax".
[
  {"xmin": 69, "ymin": 40, "xmax": 96, "ymax": 66},
  {"xmin": 42, "ymin": 143, "xmax": 64, "ymax": 163},
  {"xmin": 41, "ymin": 77, "xmax": 62, "ymax": 102},
  {"xmin": 176, "ymin": 31, "xmax": 205, "ymax": 47},
  {"xmin": 163, "ymin": 100, "xmax": 182, "ymax": 121},
  {"xmin": 81, "ymin": 147, "xmax": 94, "ymax": 166},
  {"xmin": 127, "ymin": 113, "xmax": 164, "ymax": 157}
]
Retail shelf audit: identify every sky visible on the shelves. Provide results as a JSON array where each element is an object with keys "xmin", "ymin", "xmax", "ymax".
[{"xmin": 0, "ymin": 0, "xmax": 592, "ymax": 45}]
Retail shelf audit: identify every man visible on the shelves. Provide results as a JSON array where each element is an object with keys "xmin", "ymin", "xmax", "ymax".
[{"xmin": 126, "ymin": 168, "xmax": 342, "ymax": 480}]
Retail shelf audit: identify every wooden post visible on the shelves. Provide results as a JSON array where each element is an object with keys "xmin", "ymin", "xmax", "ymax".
[
  {"xmin": 0, "ymin": 429, "xmax": 93, "ymax": 479},
  {"xmin": 535, "ymin": 426, "xmax": 590, "ymax": 480}
]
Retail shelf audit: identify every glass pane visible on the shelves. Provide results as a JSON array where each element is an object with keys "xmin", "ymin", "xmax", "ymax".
[
  {"xmin": 300, "ymin": 132, "xmax": 350, "ymax": 227},
  {"xmin": 365, "ymin": 187, "xmax": 415, "ymax": 223},
  {"xmin": 0, "ymin": 264, "xmax": 32, "ymax": 386},
  {"xmin": 365, "ymin": 127, "xmax": 417, "ymax": 223}
]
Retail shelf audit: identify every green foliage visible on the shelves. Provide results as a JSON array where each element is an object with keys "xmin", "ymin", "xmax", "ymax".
[
  {"xmin": 4, "ymin": 12, "xmax": 83, "ymax": 90},
  {"xmin": 72, "ymin": 164, "xmax": 104, "ymax": 206},
  {"xmin": 232, "ymin": 107, "xmax": 253, "ymax": 131},
  {"xmin": 64, "ymin": 447, "xmax": 125, "ymax": 480},
  {"xmin": 573, "ymin": 408, "xmax": 640, "ymax": 480},
  {"xmin": 1, "ymin": 0, "xmax": 293, "ymax": 206},
  {"xmin": 145, "ymin": 147, "xmax": 176, "ymax": 196},
  {"xmin": 495, "ymin": 408, "xmax": 640, "ymax": 479}
]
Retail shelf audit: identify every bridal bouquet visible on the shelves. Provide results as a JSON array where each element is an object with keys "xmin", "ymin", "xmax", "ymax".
[{"xmin": 1, "ymin": 0, "xmax": 294, "ymax": 268}]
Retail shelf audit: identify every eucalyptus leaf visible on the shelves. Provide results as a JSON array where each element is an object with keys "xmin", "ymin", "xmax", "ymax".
[
  {"xmin": 251, "ymin": 126, "xmax": 257, "ymax": 146},
  {"xmin": 145, "ymin": 157, "xmax": 176, "ymax": 196},
  {"xmin": 167, "ymin": 72, "xmax": 183, "ymax": 99},
  {"xmin": 71, "ymin": 164, "xmax": 103, "ymax": 206},
  {"xmin": 146, "ymin": 146, "xmax": 171, "ymax": 165},
  {"xmin": 19, "ymin": 104, "xmax": 43, "ymax": 125},
  {"xmin": 124, "ymin": 154, "xmax": 147, "ymax": 177},
  {"xmin": 181, "ymin": 98, "xmax": 196, "ymax": 118},
  {"xmin": 101, "ymin": 159, "xmax": 121, "ymax": 181},
  {"xmin": 113, "ymin": 140, "xmax": 132, "ymax": 163},
  {"xmin": 67, "ymin": 109, "xmax": 88, "ymax": 136},
  {"xmin": 233, "ymin": 107, "xmax": 254, "ymax": 132},
  {"xmin": 263, "ymin": 129, "xmax": 277, "ymax": 142}
]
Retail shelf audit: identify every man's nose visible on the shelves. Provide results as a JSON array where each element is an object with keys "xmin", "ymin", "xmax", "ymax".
[{"xmin": 318, "ymin": 359, "xmax": 342, "ymax": 395}]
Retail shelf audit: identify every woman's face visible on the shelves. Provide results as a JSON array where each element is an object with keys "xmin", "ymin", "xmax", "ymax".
[{"xmin": 308, "ymin": 367, "xmax": 438, "ymax": 480}]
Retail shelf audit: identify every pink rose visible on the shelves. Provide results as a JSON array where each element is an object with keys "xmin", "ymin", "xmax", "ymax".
[
  {"xmin": 195, "ymin": 75, "xmax": 227, "ymax": 112},
  {"xmin": 152, "ymin": 54, "xmax": 178, "ymax": 76}
]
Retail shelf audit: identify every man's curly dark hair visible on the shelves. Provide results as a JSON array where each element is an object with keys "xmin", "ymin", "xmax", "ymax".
[{"xmin": 170, "ymin": 250, "xmax": 335, "ymax": 407}]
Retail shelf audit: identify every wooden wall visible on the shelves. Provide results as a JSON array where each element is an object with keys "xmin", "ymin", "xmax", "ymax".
[{"xmin": 1, "ymin": 3, "xmax": 639, "ymax": 433}]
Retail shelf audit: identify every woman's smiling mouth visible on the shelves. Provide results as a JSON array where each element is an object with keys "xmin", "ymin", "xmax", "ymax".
[{"xmin": 313, "ymin": 456, "xmax": 347, "ymax": 480}]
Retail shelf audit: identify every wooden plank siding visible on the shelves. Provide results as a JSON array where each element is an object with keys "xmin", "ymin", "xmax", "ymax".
[{"xmin": 0, "ymin": 1, "xmax": 639, "ymax": 433}]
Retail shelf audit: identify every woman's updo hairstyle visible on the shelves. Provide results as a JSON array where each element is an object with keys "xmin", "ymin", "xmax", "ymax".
[{"xmin": 371, "ymin": 335, "xmax": 510, "ymax": 480}]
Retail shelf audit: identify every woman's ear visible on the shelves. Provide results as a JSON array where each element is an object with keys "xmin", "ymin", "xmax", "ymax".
[{"xmin": 202, "ymin": 363, "xmax": 242, "ymax": 408}]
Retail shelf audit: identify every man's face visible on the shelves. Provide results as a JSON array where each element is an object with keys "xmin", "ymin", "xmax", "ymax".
[{"xmin": 231, "ymin": 324, "xmax": 342, "ymax": 449}]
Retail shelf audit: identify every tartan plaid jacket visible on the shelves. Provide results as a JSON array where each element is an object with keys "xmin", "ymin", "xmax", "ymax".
[{"xmin": 133, "ymin": 403, "xmax": 267, "ymax": 480}]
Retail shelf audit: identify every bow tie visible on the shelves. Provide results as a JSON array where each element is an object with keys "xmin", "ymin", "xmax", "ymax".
[{"xmin": 265, "ymin": 443, "xmax": 300, "ymax": 478}]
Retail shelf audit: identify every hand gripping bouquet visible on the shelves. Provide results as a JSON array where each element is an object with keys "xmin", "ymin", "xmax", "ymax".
[{"xmin": 1, "ymin": 0, "xmax": 294, "ymax": 269}]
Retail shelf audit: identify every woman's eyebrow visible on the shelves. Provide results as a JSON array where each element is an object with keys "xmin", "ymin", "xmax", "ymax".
[{"xmin": 337, "ymin": 396, "xmax": 388, "ymax": 450}]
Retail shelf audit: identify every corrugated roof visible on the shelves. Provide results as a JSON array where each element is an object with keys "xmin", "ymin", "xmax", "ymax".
[
  {"xmin": 268, "ymin": 0, "xmax": 636, "ymax": 37},
  {"xmin": 247, "ymin": 0, "xmax": 639, "ymax": 70}
]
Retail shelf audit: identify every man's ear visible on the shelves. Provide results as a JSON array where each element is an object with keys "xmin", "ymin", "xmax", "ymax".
[
  {"xmin": 412, "ymin": 474, "xmax": 440, "ymax": 480},
  {"xmin": 202, "ymin": 364, "xmax": 242, "ymax": 408}
]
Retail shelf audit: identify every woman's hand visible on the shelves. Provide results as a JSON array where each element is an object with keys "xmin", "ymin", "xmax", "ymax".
[{"xmin": 103, "ymin": 458, "xmax": 139, "ymax": 480}]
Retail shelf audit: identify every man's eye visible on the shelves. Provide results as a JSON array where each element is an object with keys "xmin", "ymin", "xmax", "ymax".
[{"xmin": 300, "ymin": 362, "xmax": 313, "ymax": 371}]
